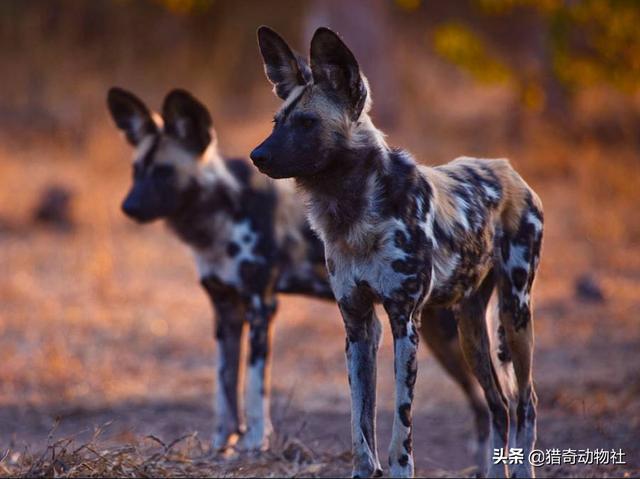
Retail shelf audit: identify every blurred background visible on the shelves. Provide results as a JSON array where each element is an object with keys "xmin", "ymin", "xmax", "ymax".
[{"xmin": 0, "ymin": 1, "xmax": 638, "ymax": 477}]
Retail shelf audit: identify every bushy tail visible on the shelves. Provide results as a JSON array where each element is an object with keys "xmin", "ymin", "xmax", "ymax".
[{"xmin": 486, "ymin": 291, "xmax": 517, "ymax": 403}]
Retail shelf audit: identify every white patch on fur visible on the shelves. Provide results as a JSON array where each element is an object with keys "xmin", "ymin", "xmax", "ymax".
[
  {"xmin": 455, "ymin": 197, "xmax": 471, "ymax": 231},
  {"xmin": 277, "ymin": 85, "xmax": 306, "ymax": 115},
  {"xmin": 199, "ymin": 144, "xmax": 240, "ymax": 193},
  {"xmin": 505, "ymin": 244, "xmax": 531, "ymax": 309},
  {"xmin": 347, "ymin": 112, "xmax": 388, "ymax": 152},
  {"xmin": 486, "ymin": 293, "xmax": 517, "ymax": 402},
  {"xmin": 240, "ymin": 358, "xmax": 271, "ymax": 450},
  {"xmin": 483, "ymin": 183, "xmax": 500, "ymax": 202},
  {"xmin": 193, "ymin": 219, "xmax": 263, "ymax": 288},
  {"xmin": 327, "ymin": 217, "xmax": 414, "ymax": 301},
  {"xmin": 527, "ymin": 211, "xmax": 543, "ymax": 233},
  {"xmin": 132, "ymin": 134, "xmax": 156, "ymax": 163},
  {"xmin": 213, "ymin": 345, "xmax": 235, "ymax": 449}
]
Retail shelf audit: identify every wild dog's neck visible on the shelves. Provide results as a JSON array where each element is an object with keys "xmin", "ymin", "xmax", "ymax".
[
  {"xmin": 166, "ymin": 146, "xmax": 241, "ymax": 248},
  {"xmin": 296, "ymin": 141, "xmax": 391, "ymax": 248},
  {"xmin": 198, "ymin": 145, "xmax": 241, "ymax": 199}
]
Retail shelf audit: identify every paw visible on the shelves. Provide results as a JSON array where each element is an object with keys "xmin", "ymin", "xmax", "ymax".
[
  {"xmin": 352, "ymin": 457, "xmax": 382, "ymax": 478},
  {"xmin": 352, "ymin": 467, "xmax": 383, "ymax": 478},
  {"xmin": 212, "ymin": 429, "xmax": 241, "ymax": 452},
  {"xmin": 236, "ymin": 426, "xmax": 271, "ymax": 452},
  {"xmin": 389, "ymin": 461, "xmax": 413, "ymax": 478}
]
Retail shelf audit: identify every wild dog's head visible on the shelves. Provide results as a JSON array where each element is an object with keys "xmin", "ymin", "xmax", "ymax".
[
  {"xmin": 107, "ymin": 88, "xmax": 214, "ymax": 223},
  {"xmin": 251, "ymin": 26, "xmax": 375, "ymax": 179}
]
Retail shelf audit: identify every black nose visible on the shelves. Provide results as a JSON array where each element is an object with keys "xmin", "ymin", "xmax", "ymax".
[
  {"xmin": 121, "ymin": 196, "xmax": 142, "ymax": 219},
  {"xmin": 250, "ymin": 146, "xmax": 270, "ymax": 167}
]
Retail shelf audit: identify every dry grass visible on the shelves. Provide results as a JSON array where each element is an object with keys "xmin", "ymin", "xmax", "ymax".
[{"xmin": 1, "ymin": 420, "xmax": 355, "ymax": 478}]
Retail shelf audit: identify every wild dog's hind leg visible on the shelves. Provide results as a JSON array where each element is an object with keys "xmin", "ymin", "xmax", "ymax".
[
  {"xmin": 339, "ymin": 290, "xmax": 383, "ymax": 478},
  {"xmin": 420, "ymin": 307, "xmax": 491, "ymax": 475},
  {"xmin": 237, "ymin": 294, "xmax": 276, "ymax": 451},
  {"xmin": 203, "ymin": 280, "xmax": 245, "ymax": 450},
  {"xmin": 456, "ymin": 275, "xmax": 510, "ymax": 478},
  {"xmin": 498, "ymin": 201, "xmax": 543, "ymax": 478}
]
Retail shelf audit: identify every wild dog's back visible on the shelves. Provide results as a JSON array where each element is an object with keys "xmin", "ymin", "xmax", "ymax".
[{"xmin": 427, "ymin": 157, "xmax": 543, "ymax": 232}]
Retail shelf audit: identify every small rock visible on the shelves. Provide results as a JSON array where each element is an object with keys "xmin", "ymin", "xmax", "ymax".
[
  {"xmin": 32, "ymin": 185, "xmax": 75, "ymax": 231},
  {"xmin": 575, "ymin": 274, "xmax": 605, "ymax": 303}
]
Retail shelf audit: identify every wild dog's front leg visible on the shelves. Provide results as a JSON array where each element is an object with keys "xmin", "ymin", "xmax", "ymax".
[
  {"xmin": 211, "ymin": 296, "xmax": 244, "ymax": 450},
  {"xmin": 339, "ymin": 295, "xmax": 383, "ymax": 478},
  {"xmin": 237, "ymin": 295, "xmax": 276, "ymax": 451},
  {"xmin": 384, "ymin": 299, "xmax": 420, "ymax": 478},
  {"xmin": 202, "ymin": 278, "xmax": 245, "ymax": 451}
]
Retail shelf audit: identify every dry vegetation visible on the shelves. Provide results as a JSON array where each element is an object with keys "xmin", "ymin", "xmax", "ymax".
[{"xmin": 1, "ymin": 1, "xmax": 639, "ymax": 477}]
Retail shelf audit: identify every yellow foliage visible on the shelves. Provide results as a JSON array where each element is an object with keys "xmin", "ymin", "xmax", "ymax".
[
  {"xmin": 396, "ymin": 0, "xmax": 422, "ymax": 11},
  {"xmin": 153, "ymin": 0, "xmax": 213, "ymax": 15},
  {"xmin": 432, "ymin": 23, "xmax": 512, "ymax": 84},
  {"xmin": 522, "ymin": 82, "xmax": 544, "ymax": 111}
]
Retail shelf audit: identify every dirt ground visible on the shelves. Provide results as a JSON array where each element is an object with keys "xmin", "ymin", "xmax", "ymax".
[{"xmin": 0, "ymin": 125, "xmax": 639, "ymax": 478}]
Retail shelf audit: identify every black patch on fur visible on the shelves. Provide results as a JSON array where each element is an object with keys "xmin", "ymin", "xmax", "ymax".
[
  {"xmin": 497, "ymin": 325, "xmax": 512, "ymax": 363},
  {"xmin": 433, "ymin": 308, "xmax": 458, "ymax": 342},
  {"xmin": 501, "ymin": 238, "xmax": 511, "ymax": 263},
  {"xmin": 511, "ymin": 267, "xmax": 527, "ymax": 291},
  {"xmin": 405, "ymin": 351, "xmax": 417, "ymax": 398},
  {"xmin": 297, "ymin": 147, "xmax": 382, "ymax": 241},
  {"xmin": 398, "ymin": 403, "xmax": 411, "ymax": 428},
  {"xmin": 397, "ymin": 454, "xmax": 409, "ymax": 467},
  {"xmin": 339, "ymin": 281, "xmax": 376, "ymax": 342},
  {"xmin": 248, "ymin": 320, "xmax": 269, "ymax": 365},
  {"xmin": 497, "ymin": 197, "xmax": 543, "ymax": 331},
  {"xmin": 167, "ymin": 179, "xmax": 234, "ymax": 249},
  {"xmin": 227, "ymin": 241, "xmax": 240, "ymax": 257},
  {"xmin": 225, "ymin": 158, "xmax": 253, "ymax": 185},
  {"xmin": 403, "ymin": 437, "xmax": 412, "ymax": 454}
]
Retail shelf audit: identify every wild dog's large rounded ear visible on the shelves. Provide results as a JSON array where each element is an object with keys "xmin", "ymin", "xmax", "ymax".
[
  {"xmin": 310, "ymin": 27, "xmax": 368, "ymax": 121},
  {"xmin": 257, "ymin": 26, "xmax": 310, "ymax": 100},
  {"xmin": 162, "ymin": 89, "xmax": 213, "ymax": 154},
  {"xmin": 107, "ymin": 87, "xmax": 158, "ymax": 146}
]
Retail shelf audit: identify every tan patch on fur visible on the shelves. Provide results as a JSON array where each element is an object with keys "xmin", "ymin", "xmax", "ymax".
[
  {"xmin": 424, "ymin": 157, "xmax": 540, "ymax": 236},
  {"xmin": 248, "ymin": 163, "xmax": 272, "ymax": 191},
  {"xmin": 133, "ymin": 130, "xmax": 239, "ymax": 194},
  {"xmin": 273, "ymin": 179, "xmax": 307, "ymax": 264},
  {"xmin": 486, "ymin": 159, "xmax": 542, "ymax": 234},
  {"xmin": 420, "ymin": 165, "xmax": 462, "ymax": 236}
]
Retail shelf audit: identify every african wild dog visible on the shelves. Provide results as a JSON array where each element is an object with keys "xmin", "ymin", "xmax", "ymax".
[
  {"xmin": 252, "ymin": 26, "xmax": 543, "ymax": 478},
  {"xmin": 107, "ymin": 88, "xmax": 499, "ymax": 466},
  {"xmin": 106, "ymin": 88, "xmax": 335, "ymax": 451}
]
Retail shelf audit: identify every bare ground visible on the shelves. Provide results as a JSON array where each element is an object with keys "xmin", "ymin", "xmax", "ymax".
[{"xmin": 0, "ymin": 137, "xmax": 639, "ymax": 477}]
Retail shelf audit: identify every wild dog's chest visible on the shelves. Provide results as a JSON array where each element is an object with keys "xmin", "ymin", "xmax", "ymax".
[
  {"xmin": 192, "ymin": 214, "xmax": 268, "ymax": 291},
  {"xmin": 326, "ymin": 217, "xmax": 432, "ymax": 307}
]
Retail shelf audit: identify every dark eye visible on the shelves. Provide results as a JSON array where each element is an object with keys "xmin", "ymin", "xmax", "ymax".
[
  {"xmin": 152, "ymin": 165, "xmax": 175, "ymax": 179},
  {"xmin": 297, "ymin": 115, "xmax": 317, "ymax": 129}
]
